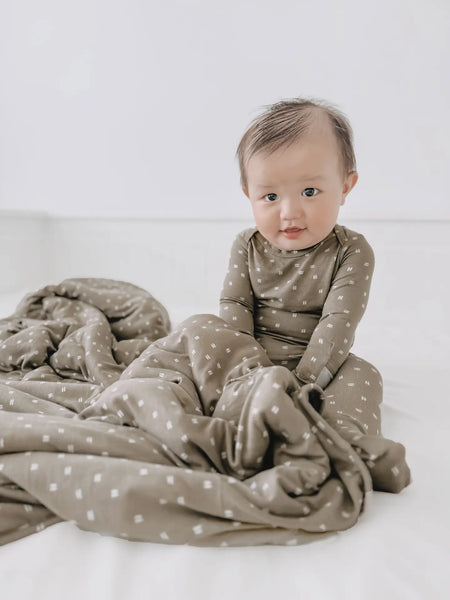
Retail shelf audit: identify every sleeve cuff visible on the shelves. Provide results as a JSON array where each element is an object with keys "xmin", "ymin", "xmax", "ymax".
[{"xmin": 314, "ymin": 366, "xmax": 333, "ymax": 389}]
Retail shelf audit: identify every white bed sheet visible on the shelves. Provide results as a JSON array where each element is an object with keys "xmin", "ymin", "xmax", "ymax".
[{"xmin": 0, "ymin": 288, "xmax": 449, "ymax": 600}]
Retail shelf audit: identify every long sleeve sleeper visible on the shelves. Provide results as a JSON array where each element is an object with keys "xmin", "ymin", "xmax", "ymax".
[{"xmin": 219, "ymin": 224, "xmax": 411, "ymax": 493}]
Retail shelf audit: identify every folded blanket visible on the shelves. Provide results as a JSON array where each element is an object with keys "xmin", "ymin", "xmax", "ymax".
[{"xmin": 0, "ymin": 278, "xmax": 389, "ymax": 547}]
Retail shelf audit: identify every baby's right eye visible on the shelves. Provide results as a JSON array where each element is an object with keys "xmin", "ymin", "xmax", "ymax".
[{"xmin": 263, "ymin": 193, "xmax": 277, "ymax": 202}]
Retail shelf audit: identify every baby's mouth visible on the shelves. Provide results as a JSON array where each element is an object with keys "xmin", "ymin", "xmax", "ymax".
[{"xmin": 281, "ymin": 227, "xmax": 306, "ymax": 239}]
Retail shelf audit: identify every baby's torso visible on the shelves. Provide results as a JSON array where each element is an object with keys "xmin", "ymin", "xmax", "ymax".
[{"xmin": 246, "ymin": 226, "xmax": 347, "ymax": 361}]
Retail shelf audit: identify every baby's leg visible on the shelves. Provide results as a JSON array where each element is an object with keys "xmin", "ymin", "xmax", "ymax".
[
  {"xmin": 320, "ymin": 353, "xmax": 411, "ymax": 493},
  {"xmin": 321, "ymin": 353, "xmax": 382, "ymax": 436}
]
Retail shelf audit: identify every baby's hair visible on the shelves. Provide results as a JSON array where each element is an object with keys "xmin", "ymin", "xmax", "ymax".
[{"xmin": 236, "ymin": 96, "xmax": 357, "ymax": 191}]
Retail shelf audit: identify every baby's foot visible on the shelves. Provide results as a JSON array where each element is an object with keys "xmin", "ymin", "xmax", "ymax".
[{"xmin": 351, "ymin": 433, "xmax": 412, "ymax": 493}]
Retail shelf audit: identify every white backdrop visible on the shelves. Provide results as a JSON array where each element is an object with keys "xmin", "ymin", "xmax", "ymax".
[{"xmin": 0, "ymin": 0, "xmax": 448, "ymax": 220}]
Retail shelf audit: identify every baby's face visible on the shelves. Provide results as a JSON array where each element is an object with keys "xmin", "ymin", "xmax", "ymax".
[{"xmin": 243, "ymin": 128, "xmax": 358, "ymax": 251}]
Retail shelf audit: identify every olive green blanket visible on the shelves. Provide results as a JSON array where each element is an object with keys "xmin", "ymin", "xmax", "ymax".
[{"xmin": 0, "ymin": 278, "xmax": 389, "ymax": 547}]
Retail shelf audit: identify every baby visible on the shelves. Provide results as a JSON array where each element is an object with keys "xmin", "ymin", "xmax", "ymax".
[{"xmin": 219, "ymin": 97, "xmax": 411, "ymax": 493}]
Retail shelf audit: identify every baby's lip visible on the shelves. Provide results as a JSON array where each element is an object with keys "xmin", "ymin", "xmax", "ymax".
[{"xmin": 282, "ymin": 227, "xmax": 305, "ymax": 232}]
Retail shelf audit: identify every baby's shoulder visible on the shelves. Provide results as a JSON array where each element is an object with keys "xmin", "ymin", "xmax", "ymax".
[
  {"xmin": 235, "ymin": 226, "xmax": 258, "ymax": 244},
  {"xmin": 229, "ymin": 226, "xmax": 259, "ymax": 251},
  {"xmin": 335, "ymin": 223, "xmax": 373, "ymax": 251},
  {"xmin": 334, "ymin": 224, "xmax": 375, "ymax": 263}
]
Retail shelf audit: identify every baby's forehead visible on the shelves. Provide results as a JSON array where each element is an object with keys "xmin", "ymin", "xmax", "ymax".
[{"xmin": 252, "ymin": 131, "xmax": 339, "ymax": 168}]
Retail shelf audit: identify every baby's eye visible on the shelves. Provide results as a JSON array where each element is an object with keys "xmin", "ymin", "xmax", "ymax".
[
  {"xmin": 302, "ymin": 187, "xmax": 319, "ymax": 197},
  {"xmin": 263, "ymin": 193, "xmax": 278, "ymax": 202}
]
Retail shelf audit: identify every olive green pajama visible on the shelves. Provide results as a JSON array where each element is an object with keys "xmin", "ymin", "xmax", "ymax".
[{"xmin": 219, "ymin": 224, "xmax": 411, "ymax": 493}]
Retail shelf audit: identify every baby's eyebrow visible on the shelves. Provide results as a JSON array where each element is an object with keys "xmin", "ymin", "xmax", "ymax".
[{"xmin": 257, "ymin": 175, "xmax": 324, "ymax": 189}]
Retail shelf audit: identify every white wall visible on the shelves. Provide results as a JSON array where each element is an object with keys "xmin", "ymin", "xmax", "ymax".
[{"xmin": 0, "ymin": 0, "xmax": 448, "ymax": 220}]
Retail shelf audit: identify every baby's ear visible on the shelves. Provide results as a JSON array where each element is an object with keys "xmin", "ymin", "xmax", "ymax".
[
  {"xmin": 242, "ymin": 187, "xmax": 250, "ymax": 199},
  {"xmin": 342, "ymin": 171, "xmax": 358, "ymax": 197}
]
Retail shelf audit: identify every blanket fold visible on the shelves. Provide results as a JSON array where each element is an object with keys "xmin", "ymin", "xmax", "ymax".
[{"xmin": 0, "ymin": 277, "xmax": 401, "ymax": 547}]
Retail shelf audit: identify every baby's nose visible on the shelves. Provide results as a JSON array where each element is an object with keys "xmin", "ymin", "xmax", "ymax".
[{"xmin": 280, "ymin": 197, "xmax": 303, "ymax": 220}]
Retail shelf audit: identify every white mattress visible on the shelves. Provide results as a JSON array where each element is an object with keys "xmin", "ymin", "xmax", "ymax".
[{"xmin": 1, "ymin": 271, "xmax": 449, "ymax": 599}]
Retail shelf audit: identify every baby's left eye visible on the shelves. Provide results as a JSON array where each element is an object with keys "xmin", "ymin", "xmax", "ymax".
[{"xmin": 302, "ymin": 188, "xmax": 319, "ymax": 197}]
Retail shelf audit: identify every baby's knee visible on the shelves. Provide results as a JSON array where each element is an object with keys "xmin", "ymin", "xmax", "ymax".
[
  {"xmin": 352, "ymin": 355, "xmax": 383, "ymax": 390},
  {"xmin": 368, "ymin": 360, "xmax": 382, "ymax": 383}
]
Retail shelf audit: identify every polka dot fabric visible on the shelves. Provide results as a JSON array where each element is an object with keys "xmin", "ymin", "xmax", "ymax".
[
  {"xmin": 219, "ymin": 224, "xmax": 374, "ymax": 385},
  {"xmin": 0, "ymin": 277, "xmax": 410, "ymax": 547},
  {"xmin": 220, "ymin": 224, "xmax": 411, "ymax": 493}
]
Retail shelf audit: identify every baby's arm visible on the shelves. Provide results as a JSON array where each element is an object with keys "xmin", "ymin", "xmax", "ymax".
[
  {"xmin": 294, "ymin": 234, "xmax": 375, "ymax": 388},
  {"xmin": 219, "ymin": 230, "xmax": 255, "ymax": 336}
]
